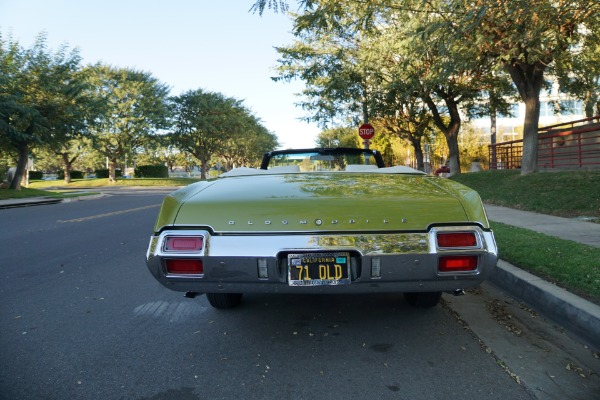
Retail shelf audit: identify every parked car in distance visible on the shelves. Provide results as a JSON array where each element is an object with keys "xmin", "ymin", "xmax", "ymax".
[
  {"xmin": 146, "ymin": 148, "xmax": 498, "ymax": 309},
  {"xmin": 434, "ymin": 165, "xmax": 450, "ymax": 176}
]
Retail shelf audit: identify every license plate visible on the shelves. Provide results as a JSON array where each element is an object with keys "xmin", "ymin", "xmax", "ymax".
[{"xmin": 288, "ymin": 252, "xmax": 350, "ymax": 286}]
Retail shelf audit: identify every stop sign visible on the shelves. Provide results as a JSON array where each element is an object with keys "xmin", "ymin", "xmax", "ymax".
[{"xmin": 358, "ymin": 123, "xmax": 375, "ymax": 140}]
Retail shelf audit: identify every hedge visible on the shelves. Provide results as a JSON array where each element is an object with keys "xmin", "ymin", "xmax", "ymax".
[
  {"xmin": 134, "ymin": 165, "xmax": 168, "ymax": 178},
  {"xmin": 57, "ymin": 170, "xmax": 84, "ymax": 179},
  {"xmin": 95, "ymin": 169, "xmax": 122, "ymax": 178},
  {"xmin": 29, "ymin": 171, "xmax": 44, "ymax": 180}
]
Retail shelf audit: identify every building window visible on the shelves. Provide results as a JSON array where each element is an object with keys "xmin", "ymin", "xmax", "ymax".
[
  {"xmin": 560, "ymin": 100, "xmax": 583, "ymax": 115},
  {"xmin": 539, "ymin": 102, "xmax": 556, "ymax": 117}
]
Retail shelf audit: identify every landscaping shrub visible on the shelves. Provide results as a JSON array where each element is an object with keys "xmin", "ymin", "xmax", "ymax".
[
  {"xmin": 29, "ymin": 171, "xmax": 43, "ymax": 180},
  {"xmin": 134, "ymin": 165, "xmax": 168, "ymax": 178},
  {"xmin": 94, "ymin": 169, "xmax": 122, "ymax": 178},
  {"xmin": 57, "ymin": 170, "xmax": 84, "ymax": 179}
]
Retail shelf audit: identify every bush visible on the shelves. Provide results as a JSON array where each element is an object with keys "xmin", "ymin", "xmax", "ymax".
[
  {"xmin": 0, "ymin": 165, "xmax": 8, "ymax": 182},
  {"xmin": 57, "ymin": 170, "xmax": 84, "ymax": 179},
  {"xmin": 29, "ymin": 171, "xmax": 44, "ymax": 180},
  {"xmin": 134, "ymin": 165, "xmax": 168, "ymax": 178},
  {"xmin": 95, "ymin": 169, "xmax": 109, "ymax": 178},
  {"xmin": 94, "ymin": 169, "xmax": 122, "ymax": 178}
]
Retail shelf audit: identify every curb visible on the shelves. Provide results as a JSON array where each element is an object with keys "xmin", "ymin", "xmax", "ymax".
[
  {"xmin": 490, "ymin": 260, "xmax": 600, "ymax": 350},
  {"xmin": 61, "ymin": 193, "xmax": 105, "ymax": 202},
  {"xmin": 0, "ymin": 193, "xmax": 105, "ymax": 209},
  {"xmin": 0, "ymin": 197, "xmax": 63, "ymax": 209}
]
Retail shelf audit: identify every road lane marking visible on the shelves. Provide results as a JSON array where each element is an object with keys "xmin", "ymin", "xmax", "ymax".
[{"xmin": 58, "ymin": 204, "xmax": 161, "ymax": 223}]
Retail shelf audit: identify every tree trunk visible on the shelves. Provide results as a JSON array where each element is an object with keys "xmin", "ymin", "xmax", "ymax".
[
  {"xmin": 490, "ymin": 108, "xmax": 497, "ymax": 169},
  {"xmin": 200, "ymin": 158, "xmax": 208, "ymax": 180},
  {"xmin": 62, "ymin": 153, "xmax": 72, "ymax": 184},
  {"xmin": 521, "ymin": 96, "xmax": 541, "ymax": 175},
  {"xmin": 222, "ymin": 157, "xmax": 234, "ymax": 171},
  {"xmin": 425, "ymin": 94, "xmax": 462, "ymax": 176},
  {"xmin": 505, "ymin": 61, "xmax": 545, "ymax": 175},
  {"xmin": 108, "ymin": 158, "xmax": 117, "ymax": 183},
  {"xmin": 409, "ymin": 137, "xmax": 424, "ymax": 172},
  {"xmin": 9, "ymin": 143, "xmax": 29, "ymax": 190},
  {"xmin": 584, "ymin": 90, "xmax": 595, "ymax": 119},
  {"xmin": 445, "ymin": 128, "xmax": 461, "ymax": 177}
]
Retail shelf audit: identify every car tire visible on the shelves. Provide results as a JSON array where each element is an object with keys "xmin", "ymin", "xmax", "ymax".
[
  {"xmin": 206, "ymin": 293, "xmax": 243, "ymax": 309},
  {"xmin": 403, "ymin": 291, "xmax": 442, "ymax": 308}
]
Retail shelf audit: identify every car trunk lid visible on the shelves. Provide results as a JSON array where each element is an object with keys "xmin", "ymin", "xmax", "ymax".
[{"xmin": 169, "ymin": 173, "xmax": 479, "ymax": 232}]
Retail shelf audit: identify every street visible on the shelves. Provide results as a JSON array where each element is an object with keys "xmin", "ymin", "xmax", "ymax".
[{"xmin": 0, "ymin": 190, "xmax": 597, "ymax": 400}]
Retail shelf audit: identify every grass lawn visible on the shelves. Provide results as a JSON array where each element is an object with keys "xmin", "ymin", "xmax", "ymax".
[
  {"xmin": 451, "ymin": 170, "xmax": 600, "ymax": 218},
  {"xmin": 492, "ymin": 222, "xmax": 600, "ymax": 304},
  {"xmin": 0, "ymin": 177, "xmax": 195, "ymax": 200},
  {"xmin": 27, "ymin": 177, "xmax": 197, "ymax": 189},
  {"xmin": 0, "ymin": 186, "xmax": 66, "ymax": 200},
  {"xmin": 452, "ymin": 170, "xmax": 600, "ymax": 304}
]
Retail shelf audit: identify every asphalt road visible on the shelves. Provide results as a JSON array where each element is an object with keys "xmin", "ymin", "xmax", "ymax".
[{"xmin": 0, "ymin": 190, "xmax": 594, "ymax": 400}]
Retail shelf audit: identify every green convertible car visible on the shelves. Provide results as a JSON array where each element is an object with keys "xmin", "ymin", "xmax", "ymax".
[{"xmin": 146, "ymin": 148, "xmax": 498, "ymax": 309}]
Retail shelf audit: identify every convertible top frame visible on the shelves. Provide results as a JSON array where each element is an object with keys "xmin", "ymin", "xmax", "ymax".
[{"xmin": 260, "ymin": 147, "xmax": 386, "ymax": 170}]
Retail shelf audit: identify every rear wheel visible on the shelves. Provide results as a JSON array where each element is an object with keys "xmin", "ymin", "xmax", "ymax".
[
  {"xmin": 403, "ymin": 291, "xmax": 442, "ymax": 308},
  {"xmin": 206, "ymin": 293, "xmax": 243, "ymax": 309}
]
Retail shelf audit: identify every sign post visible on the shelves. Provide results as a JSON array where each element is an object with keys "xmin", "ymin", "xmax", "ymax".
[
  {"xmin": 358, "ymin": 123, "xmax": 375, "ymax": 149},
  {"xmin": 358, "ymin": 123, "xmax": 375, "ymax": 165}
]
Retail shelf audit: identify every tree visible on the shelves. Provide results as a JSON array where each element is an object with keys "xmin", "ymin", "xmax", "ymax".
[
  {"xmin": 220, "ymin": 113, "xmax": 279, "ymax": 170},
  {"xmin": 274, "ymin": 17, "xmax": 371, "ymax": 128},
  {"xmin": 554, "ymin": 26, "xmax": 600, "ymax": 118},
  {"xmin": 250, "ymin": 0, "xmax": 292, "ymax": 15},
  {"xmin": 170, "ymin": 89, "xmax": 261, "ymax": 179},
  {"xmin": 376, "ymin": 104, "xmax": 433, "ymax": 172},
  {"xmin": 133, "ymin": 134, "xmax": 174, "ymax": 171},
  {"xmin": 459, "ymin": 0, "xmax": 600, "ymax": 174},
  {"xmin": 365, "ymin": 34, "xmax": 438, "ymax": 172},
  {"xmin": 41, "ymin": 65, "xmax": 100, "ymax": 183},
  {"xmin": 315, "ymin": 127, "xmax": 358, "ymax": 148},
  {"xmin": 274, "ymin": 0, "xmax": 500, "ymax": 175},
  {"xmin": 376, "ymin": 0, "xmax": 514, "ymax": 175},
  {"xmin": 87, "ymin": 65, "xmax": 169, "ymax": 182},
  {"xmin": 0, "ymin": 33, "xmax": 85, "ymax": 189},
  {"xmin": 0, "ymin": 136, "xmax": 15, "ymax": 184},
  {"xmin": 254, "ymin": 0, "xmax": 598, "ymax": 175}
]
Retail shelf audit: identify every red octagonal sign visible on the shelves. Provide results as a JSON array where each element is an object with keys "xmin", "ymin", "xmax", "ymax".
[{"xmin": 358, "ymin": 123, "xmax": 375, "ymax": 140}]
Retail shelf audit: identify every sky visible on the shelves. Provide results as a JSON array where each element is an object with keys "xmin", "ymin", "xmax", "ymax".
[{"xmin": 0, "ymin": 0, "xmax": 321, "ymax": 149}]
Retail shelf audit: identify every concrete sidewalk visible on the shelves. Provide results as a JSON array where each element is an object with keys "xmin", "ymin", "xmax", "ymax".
[
  {"xmin": 484, "ymin": 204, "xmax": 600, "ymax": 349},
  {"xmin": 485, "ymin": 204, "xmax": 600, "ymax": 248}
]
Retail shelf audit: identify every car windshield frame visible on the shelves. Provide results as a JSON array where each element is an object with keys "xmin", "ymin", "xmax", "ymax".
[{"xmin": 260, "ymin": 148, "xmax": 386, "ymax": 171}]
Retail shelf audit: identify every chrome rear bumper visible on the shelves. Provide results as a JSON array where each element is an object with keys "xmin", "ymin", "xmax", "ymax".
[{"xmin": 146, "ymin": 226, "xmax": 498, "ymax": 294}]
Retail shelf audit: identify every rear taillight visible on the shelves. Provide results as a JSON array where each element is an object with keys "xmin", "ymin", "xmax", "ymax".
[
  {"xmin": 164, "ymin": 236, "xmax": 203, "ymax": 252},
  {"xmin": 165, "ymin": 259, "xmax": 203, "ymax": 275},
  {"xmin": 437, "ymin": 232, "xmax": 477, "ymax": 248},
  {"xmin": 438, "ymin": 256, "xmax": 478, "ymax": 272}
]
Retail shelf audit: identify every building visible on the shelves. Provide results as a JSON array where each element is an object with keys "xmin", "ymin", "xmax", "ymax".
[{"xmin": 471, "ymin": 81, "xmax": 586, "ymax": 144}]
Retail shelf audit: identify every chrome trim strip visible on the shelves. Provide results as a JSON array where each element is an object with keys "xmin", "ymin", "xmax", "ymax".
[
  {"xmin": 155, "ymin": 221, "xmax": 490, "ymax": 236},
  {"xmin": 148, "ymin": 227, "xmax": 496, "ymax": 259}
]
